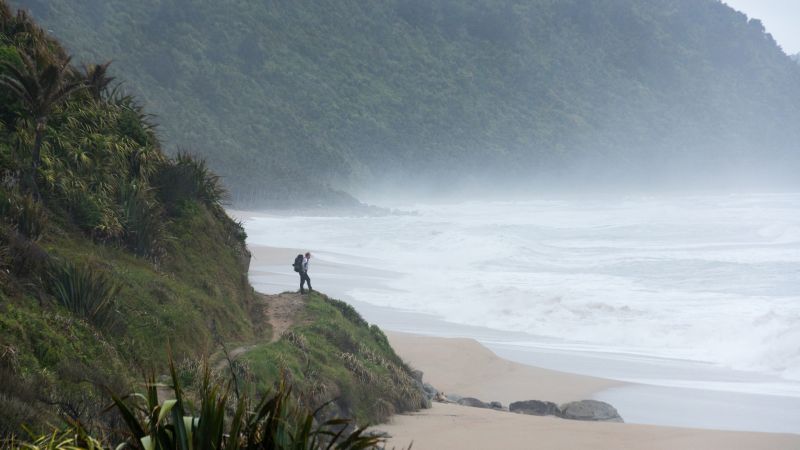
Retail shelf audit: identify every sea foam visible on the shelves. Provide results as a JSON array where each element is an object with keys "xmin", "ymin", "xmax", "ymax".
[{"xmin": 245, "ymin": 193, "xmax": 800, "ymax": 383}]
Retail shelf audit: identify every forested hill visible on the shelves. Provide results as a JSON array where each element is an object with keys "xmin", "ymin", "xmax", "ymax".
[{"xmin": 12, "ymin": 0, "xmax": 800, "ymax": 204}]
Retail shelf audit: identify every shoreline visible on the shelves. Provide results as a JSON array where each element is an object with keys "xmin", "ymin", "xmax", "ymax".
[
  {"xmin": 377, "ymin": 403, "xmax": 800, "ymax": 450},
  {"xmin": 237, "ymin": 237, "xmax": 800, "ymax": 444},
  {"xmin": 374, "ymin": 332, "xmax": 800, "ymax": 450},
  {"xmin": 385, "ymin": 331, "xmax": 622, "ymax": 405},
  {"xmin": 377, "ymin": 332, "xmax": 800, "ymax": 449}
]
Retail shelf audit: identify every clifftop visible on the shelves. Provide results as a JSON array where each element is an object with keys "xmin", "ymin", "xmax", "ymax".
[{"xmin": 0, "ymin": 3, "xmax": 424, "ymax": 437}]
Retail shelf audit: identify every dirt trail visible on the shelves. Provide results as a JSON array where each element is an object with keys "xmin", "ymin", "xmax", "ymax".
[
  {"xmin": 211, "ymin": 292, "xmax": 306, "ymax": 373},
  {"xmin": 261, "ymin": 292, "xmax": 306, "ymax": 343}
]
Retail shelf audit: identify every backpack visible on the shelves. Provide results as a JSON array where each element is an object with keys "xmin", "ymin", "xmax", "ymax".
[{"xmin": 293, "ymin": 254, "xmax": 304, "ymax": 272}]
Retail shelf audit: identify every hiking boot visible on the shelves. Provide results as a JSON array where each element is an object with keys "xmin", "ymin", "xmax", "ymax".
[{"xmin": 300, "ymin": 289, "xmax": 305, "ymax": 294}]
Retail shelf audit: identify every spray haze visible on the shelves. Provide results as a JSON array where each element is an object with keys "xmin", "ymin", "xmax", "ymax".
[{"xmin": 247, "ymin": 193, "xmax": 800, "ymax": 384}]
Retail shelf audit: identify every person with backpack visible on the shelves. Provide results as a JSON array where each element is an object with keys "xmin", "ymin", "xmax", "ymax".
[{"xmin": 293, "ymin": 252, "xmax": 312, "ymax": 294}]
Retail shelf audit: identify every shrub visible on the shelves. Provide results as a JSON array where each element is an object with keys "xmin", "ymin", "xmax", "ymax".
[
  {"xmin": 119, "ymin": 181, "xmax": 169, "ymax": 261},
  {"xmin": 0, "ymin": 225, "xmax": 48, "ymax": 278},
  {"xmin": 0, "ymin": 393, "xmax": 38, "ymax": 441},
  {"xmin": 125, "ymin": 146, "xmax": 162, "ymax": 182},
  {"xmin": 154, "ymin": 152, "xmax": 227, "ymax": 213},
  {"xmin": 0, "ymin": 230, "xmax": 8, "ymax": 271},
  {"xmin": 0, "ymin": 190, "xmax": 47, "ymax": 240},
  {"xmin": 223, "ymin": 217, "xmax": 248, "ymax": 246},
  {"xmin": 0, "ymin": 363, "xmax": 46, "ymax": 439},
  {"xmin": 47, "ymin": 260, "xmax": 119, "ymax": 330},
  {"xmin": 64, "ymin": 192, "xmax": 123, "ymax": 240}
]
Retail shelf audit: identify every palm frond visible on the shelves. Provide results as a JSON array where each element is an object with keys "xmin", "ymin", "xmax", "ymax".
[
  {"xmin": 82, "ymin": 61, "xmax": 115, "ymax": 101},
  {"xmin": 154, "ymin": 151, "xmax": 229, "ymax": 213},
  {"xmin": 0, "ymin": 49, "xmax": 82, "ymax": 120}
]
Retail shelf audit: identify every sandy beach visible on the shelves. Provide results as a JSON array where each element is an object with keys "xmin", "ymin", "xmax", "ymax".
[
  {"xmin": 236, "ymin": 237, "xmax": 800, "ymax": 449},
  {"xmin": 386, "ymin": 331, "xmax": 620, "ymax": 405},
  {"xmin": 378, "ymin": 402, "xmax": 800, "ymax": 450},
  {"xmin": 377, "ymin": 332, "xmax": 800, "ymax": 450}
]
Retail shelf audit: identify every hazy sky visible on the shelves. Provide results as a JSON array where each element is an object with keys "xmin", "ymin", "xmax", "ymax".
[{"xmin": 723, "ymin": 0, "xmax": 800, "ymax": 54}]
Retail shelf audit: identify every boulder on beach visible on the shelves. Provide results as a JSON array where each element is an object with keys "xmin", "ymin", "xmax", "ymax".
[
  {"xmin": 446, "ymin": 393, "xmax": 463, "ymax": 403},
  {"xmin": 407, "ymin": 373, "xmax": 433, "ymax": 408},
  {"xmin": 457, "ymin": 397, "xmax": 490, "ymax": 408},
  {"xmin": 558, "ymin": 400, "xmax": 623, "ymax": 423},
  {"xmin": 509, "ymin": 400, "xmax": 560, "ymax": 416},
  {"xmin": 489, "ymin": 401, "xmax": 503, "ymax": 410},
  {"xmin": 422, "ymin": 382, "xmax": 438, "ymax": 399}
]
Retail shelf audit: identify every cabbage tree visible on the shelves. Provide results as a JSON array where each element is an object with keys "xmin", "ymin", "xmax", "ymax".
[{"xmin": 0, "ymin": 51, "xmax": 84, "ymax": 194}]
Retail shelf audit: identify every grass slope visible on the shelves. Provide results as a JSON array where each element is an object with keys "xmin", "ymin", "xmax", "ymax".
[
  {"xmin": 0, "ymin": 200, "xmax": 258, "ymax": 435},
  {"xmin": 244, "ymin": 292, "xmax": 429, "ymax": 425}
]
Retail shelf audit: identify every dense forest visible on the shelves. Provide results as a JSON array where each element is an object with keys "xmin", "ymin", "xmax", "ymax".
[
  {"xmin": 0, "ymin": 3, "xmax": 424, "ymax": 444},
  {"xmin": 10, "ymin": 0, "xmax": 800, "ymax": 203}
]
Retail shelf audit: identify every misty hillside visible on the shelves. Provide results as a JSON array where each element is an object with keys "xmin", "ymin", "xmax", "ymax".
[{"xmin": 12, "ymin": 0, "xmax": 800, "ymax": 203}]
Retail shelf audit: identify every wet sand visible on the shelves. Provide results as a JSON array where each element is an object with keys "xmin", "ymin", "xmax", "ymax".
[{"xmin": 377, "ymin": 332, "xmax": 800, "ymax": 450}]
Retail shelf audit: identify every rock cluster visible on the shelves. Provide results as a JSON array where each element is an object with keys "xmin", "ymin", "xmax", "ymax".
[
  {"xmin": 411, "ymin": 372, "xmax": 503, "ymax": 410},
  {"xmin": 454, "ymin": 397, "xmax": 504, "ymax": 410},
  {"xmin": 510, "ymin": 399, "xmax": 623, "ymax": 422},
  {"xmin": 509, "ymin": 400, "xmax": 560, "ymax": 416},
  {"xmin": 559, "ymin": 400, "xmax": 623, "ymax": 422},
  {"xmin": 410, "ymin": 369, "xmax": 623, "ymax": 423}
]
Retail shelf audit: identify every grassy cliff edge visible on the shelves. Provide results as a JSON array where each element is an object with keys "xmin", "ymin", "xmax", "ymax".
[{"xmin": 0, "ymin": 2, "xmax": 425, "ymax": 440}]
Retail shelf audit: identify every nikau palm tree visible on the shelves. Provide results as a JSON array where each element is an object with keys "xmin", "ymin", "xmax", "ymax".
[
  {"xmin": 0, "ymin": 2, "xmax": 12, "ymax": 30},
  {"xmin": 0, "ymin": 51, "xmax": 84, "ymax": 193},
  {"xmin": 82, "ymin": 61, "xmax": 114, "ymax": 101}
]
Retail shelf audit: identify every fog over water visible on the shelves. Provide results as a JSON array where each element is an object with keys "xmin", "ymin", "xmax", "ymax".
[{"xmin": 246, "ymin": 193, "xmax": 800, "ymax": 387}]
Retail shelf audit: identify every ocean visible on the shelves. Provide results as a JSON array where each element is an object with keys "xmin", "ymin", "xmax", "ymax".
[{"xmin": 242, "ymin": 192, "xmax": 800, "ymax": 432}]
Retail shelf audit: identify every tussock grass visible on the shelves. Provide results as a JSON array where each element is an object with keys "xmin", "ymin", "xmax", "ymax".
[
  {"xmin": 47, "ymin": 259, "xmax": 119, "ymax": 330},
  {"xmin": 283, "ymin": 330, "xmax": 310, "ymax": 353}
]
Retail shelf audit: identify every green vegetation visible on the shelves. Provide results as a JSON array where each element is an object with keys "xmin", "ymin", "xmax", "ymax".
[
  {"xmin": 9, "ymin": 0, "xmax": 800, "ymax": 203},
  {"xmin": 47, "ymin": 259, "xmax": 120, "ymax": 330},
  {"xmin": 0, "ymin": 1, "xmax": 257, "ymax": 434},
  {"xmin": 0, "ymin": 47, "xmax": 83, "ymax": 198},
  {"xmin": 0, "ymin": 3, "xmax": 424, "ymax": 440},
  {"xmin": 112, "ymin": 360, "xmax": 384, "ymax": 450},
  {"xmin": 244, "ymin": 293, "xmax": 428, "ymax": 425},
  {"xmin": 5, "ymin": 360, "xmax": 384, "ymax": 449}
]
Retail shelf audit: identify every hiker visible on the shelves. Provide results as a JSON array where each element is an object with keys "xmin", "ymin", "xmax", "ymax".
[{"xmin": 294, "ymin": 252, "xmax": 312, "ymax": 294}]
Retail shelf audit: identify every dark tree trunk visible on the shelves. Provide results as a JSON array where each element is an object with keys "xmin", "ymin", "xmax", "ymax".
[{"xmin": 29, "ymin": 118, "xmax": 46, "ymax": 198}]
